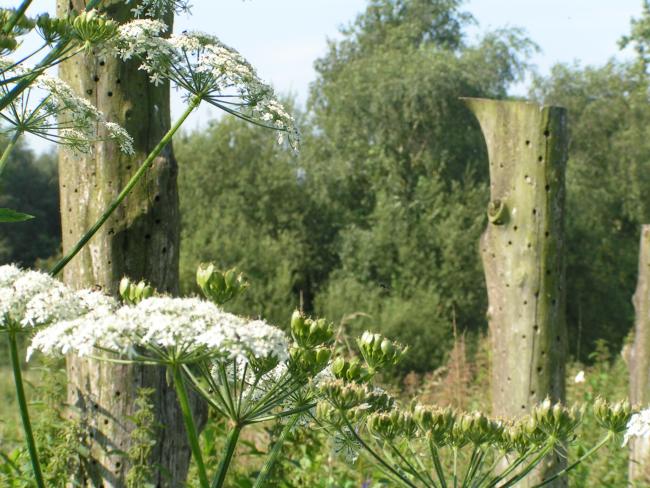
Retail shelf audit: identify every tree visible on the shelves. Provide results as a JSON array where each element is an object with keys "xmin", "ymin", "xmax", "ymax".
[
  {"xmin": 307, "ymin": 0, "xmax": 535, "ymax": 371},
  {"xmin": 0, "ymin": 141, "xmax": 59, "ymax": 267},
  {"xmin": 531, "ymin": 60, "xmax": 650, "ymax": 357},
  {"xmin": 56, "ymin": 1, "xmax": 189, "ymax": 485}
]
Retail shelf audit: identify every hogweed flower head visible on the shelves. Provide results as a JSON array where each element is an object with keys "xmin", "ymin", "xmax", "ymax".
[
  {"xmin": 196, "ymin": 263, "xmax": 248, "ymax": 305},
  {"xmin": 357, "ymin": 331, "xmax": 408, "ymax": 373},
  {"xmin": 126, "ymin": 0, "xmax": 192, "ymax": 18},
  {"xmin": 70, "ymin": 10, "xmax": 118, "ymax": 48},
  {"xmin": 119, "ymin": 277, "xmax": 155, "ymax": 305},
  {"xmin": 0, "ymin": 69, "xmax": 134, "ymax": 154},
  {"xmin": 594, "ymin": 398, "xmax": 632, "ymax": 434},
  {"xmin": 113, "ymin": 26, "xmax": 299, "ymax": 149},
  {"xmin": 290, "ymin": 310, "xmax": 334, "ymax": 349}
]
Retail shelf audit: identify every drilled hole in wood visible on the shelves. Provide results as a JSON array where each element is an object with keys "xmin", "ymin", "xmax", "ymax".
[
  {"xmin": 115, "ymin": 462, "xmax": 121, "ymax": 469},
  {"xmin": 523, "ymin": 300, "xmax": 528, "ymax": 305},
  {"xmin": 155, "ymin": 219, "xmax": 162, "ymax": 225},
  {"xmin": 525, "ymin": 140, "xmax": 531, "ymax": 146},
  {"xmin": 108, "ymin": 228, "xmax": 114, "ymax": 235},
  {"xmin": 162, "ymin": 247, "xmax": 167, "ymax": 254},
  {"xmin": 507, "ymin": 240, "xmax": 512, "ymax": 246},
  {"xmin": 145, "ymin": 234, "xmax": 151, "ymax": 240},
  {"xmin": 116, "ymin": 78, "xmax": 121, "ymax": 84},
  {"xmin": 534, "ymin": 291, "xmax": 539, "ymax": 297},
  {"xmin": 532, "ymin": 208, "xmax": 537, "ymax": 215},
  {"xmin": 545, "ymin": 184, "xmax": 550, "ymax": 191},
  {"xmin": 103, "ymin": 419, "xmax": 109, "ymax": 425},
  {"xmin": 507, "ymin": 376, "xmax": 512, "ymax": 382},
  {"xmin": 541, "ymin": 350, "xmax": 546, "ymax": 355},
  {"xmin": 99, "ymin": 60, "xmax": 105, "ymax": 66},
  {"xmin": 154, "ymin": 194, "xmax": 161, "ymax": 202},
  {"xmin": 115, "ymin": 391, "xmax": 121, "ymax": 397},
  {"xmin": 556, "ymin": 335, "xmax": 561, "ymax": 342},
  {"xmin": 86, "ymin": 89, "xmax": 93, "ymax": 95},
  {"xmin": 68, "ymin": 208, "xmax": 72, "ymax": 212},
  {"xmin": 530, "ymin": 390, "xmax": 535, "ymax": 396},
  {"xmin": 74, "ymin": 188, "xmax": 78, "ymax": 193},
  {"xmin": 551, "ymin": 299, "xmax": 557, "ymax": 306},
  {"xmin": 537, "ymin": 366, "xmax": 543, "ymax": 373},
  {"xmin": 107, "ymin": 91, "xmax": 113, "ymax": 97},
  {"xmin": 544, "ymin": 130, "xmax": 550, "ymax": 137},
  {"xmin": 522, "ymin": 334, "xmax": 526, "ymax": 339},
  {"xmin": 538, "ymin": 156, "xmax": 543, "ymax": 162},
  {"xmin": 126, "ymin": 165, "xmax": 132, "ymax": 170},
  {"xmin": 545, "ymin": 231, "xmax": 550, "ymax": 237},
  {"xmin": 94, "ymin": 75, "xmax": 100, "ymax": 82},
  {"xmin": 513, "ymin": 226, "xmax": 518, "ymax": 231},
  {"xmin": 521, "ymin": 405, "xmax": 526, "ymax": 410}
]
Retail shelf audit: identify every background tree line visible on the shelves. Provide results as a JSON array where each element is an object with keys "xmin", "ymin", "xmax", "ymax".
[{"xmin": 5, "ymin": 0, "xmax": 650, "ymax": 372}]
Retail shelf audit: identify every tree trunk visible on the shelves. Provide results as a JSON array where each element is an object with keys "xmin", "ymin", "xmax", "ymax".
[
  {"xmin": 464, "ymin": 98, "xmax": 568, "ymax": 486},
  {"xmin": 630, "ymin": 225, "xmax": 650, "ymax": 483},
  {"xmin": 57, "ymin": 2, "xmax": 190, "ymax": 486}
]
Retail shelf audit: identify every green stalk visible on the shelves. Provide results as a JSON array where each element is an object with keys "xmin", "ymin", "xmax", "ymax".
[
  {"xmin": 253, "ymin": 415, "xmax": 300, "ymax": 488},
  {"xmin": 531, "ymin": 433, "xmax": 613, "ymax": 487},
  {"xmin": 3, "ymin": 0, "xmax": 33, "ymax": 34},
  {"xmin": 8, "ymin": 329, "xmax": 45, "ymax": 488},
  {"xmin": 211, "ymin": 423, "xmax": 242, "ymax": 488},
  {"xmin": 428, "ymin": 442, "xmax": 447, "ymax": 488},
  {"xmin": 0, "ymin": 130, "xmax": 21, "ymax": 179},
  {"xmin": 498, "ymin": 443, "xmax": 554, "ymax": 488},
  {"xmin": 50, "ymin": 97, "xmax": 200, "ymax": 277},
  {"xmin": 171, "ymin": 364, "xmax": 209, "ymax": 488}
]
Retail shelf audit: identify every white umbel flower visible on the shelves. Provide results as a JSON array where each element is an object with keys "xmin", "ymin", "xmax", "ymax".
[
  {"xmin": 113, "ymin": 27, "xmax": 299, "ymax": 150},
  {"xmin": 29, "ymin": 296, "xmax": 290, "ymax": 366},
  {"xmin": 574, "ymin": 370, "xmax": 585, "ymax": 384},
  {"xmin": 623, "ymin": 408, "xmax": 650, "ymax": 447}
]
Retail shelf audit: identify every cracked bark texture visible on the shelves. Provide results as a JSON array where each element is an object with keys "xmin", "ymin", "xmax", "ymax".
[
  {"xmin": 464, "ymin": 98, "xmax": 568, "ymax": 486},
  {"xmin": 630, "ymin": 225, "xmax": 650, "ymax": 483},
  {"xmin": 57, "ymin": 1, "xmax": 191, "ymax": 486}
]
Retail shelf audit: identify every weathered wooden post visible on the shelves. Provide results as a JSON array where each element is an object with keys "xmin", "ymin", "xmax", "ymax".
[
  {"xmin": 630, "ymin": 225, "xmax": 650, "ymax": 483},
  {"xmin": 464, "ymin": 98, "xmax": 569, "ymax": 485},
  {"xmin": 57, "ymin": 2, "xmax": 190, "ymax": 486}
]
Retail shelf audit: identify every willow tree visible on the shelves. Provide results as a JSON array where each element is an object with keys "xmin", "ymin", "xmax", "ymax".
[
  {"xmin": 465, "ymin": 98, "xmax": 569, "ymax": 486},
  {"xmin": 56, "ymin": 2, "xmax": 189, "ymax": 485}
]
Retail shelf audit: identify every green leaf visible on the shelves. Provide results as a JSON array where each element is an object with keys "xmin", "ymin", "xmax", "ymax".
[{"xmin": 0, "ymin": 208, "xmax": 34, "ymax": 222}]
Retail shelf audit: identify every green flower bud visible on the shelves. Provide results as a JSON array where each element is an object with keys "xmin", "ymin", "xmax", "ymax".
[
  {"xmin": 593, "ymin": 398, "xmax": 631, "ymax": 433},
  {"xmin": 119, "ymin": 277, "xmax": 155, "ymax": 305},
  {"xmin": 330, "ymin": 357, "xmax": 372, "ymax": 383},
  {"xmin": 291, "ymin": 310, "xmax": 334, "ymax": 349},
  {"xmin": 196, "ymin": 263, "xmax": 248, "ymax": 305},
  {"xmin": 289, "ymin": 346, "xmax": 332, "ymax": 376},
  {"xmin": 357, "ymin": 331, "xmax": 408, "ymax": 372},
  {"xmin": 71, "ymin": 10, "xmax": 117, "ymax": 47}
]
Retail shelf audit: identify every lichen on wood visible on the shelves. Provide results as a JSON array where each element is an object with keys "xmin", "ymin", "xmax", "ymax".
[{"xmin": 464, "ymin": 98, "xmax": 569, "ymax": 487}]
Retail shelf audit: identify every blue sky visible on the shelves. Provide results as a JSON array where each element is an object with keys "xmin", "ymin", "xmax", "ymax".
[{"xmin": 2, "ymin": 0, "xmax": 645, "ymax": 150}]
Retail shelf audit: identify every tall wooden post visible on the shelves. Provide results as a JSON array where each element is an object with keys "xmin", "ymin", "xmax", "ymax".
[
  {"xmin": 630, "ymin": 225, "xmax": 650, "ymax": 483},
  {"xmin": 464, "ymin": 98, "xmax": 569, "ymax": 485},
  {"xmin": 57, "ymin": 2, "xmax": 190, "ymax": 486}
]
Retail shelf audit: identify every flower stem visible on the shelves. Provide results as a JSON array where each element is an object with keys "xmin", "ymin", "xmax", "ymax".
[
  {"xmin": 253, "ymin": 415, "xmax": 299, "ymax": 488},
  {"xmin": 50, "ymin": 97, "xmax": 200, "ymax": 277},
  {"xmin": 211, "ymin": 423, "xmax": 242, "ymax": 488},
  {"xmin": 8, "ymin": 329, "xmax": 45, "ymax": 488},
  {"xmin": 3, "ymin": 0, "xmax": 33, "ymax": 34},
  {"xmin": 531, "ymin": 432, "xmax": 613, "ymax": 487},
  {"xmin": 0, "ymin": 130, "xmax": 21, "ymax": 179},
  {"xmin": 171, "ymin": 364, "xmax": 209, "ymax": 488}
]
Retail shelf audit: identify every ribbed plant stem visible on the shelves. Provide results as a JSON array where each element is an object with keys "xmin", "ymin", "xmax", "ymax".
[
  {"xmin": 253, "ymin": 415, "xmax": 299, "ymax": 488},
  {"xmin": 8, "ymin": 330, "xmax": 45, "ymax": 488},
  {"xmin": 212, "ymin": 424, "xmax": 242, "ymax": 488},
  {"xmin": 50, "ymin": 97, "xmax": 200, "ymax": 277},
  {"xmin": 171, "ymin": 364, "xmax": 209, "ymax": 488},
  {"xmin": 3, "ymin": 0, "xmax": 33, "ymax": 34},
  {"xmin": 0, "ymin": 130, "xmax": 21, "ymax": 179}
]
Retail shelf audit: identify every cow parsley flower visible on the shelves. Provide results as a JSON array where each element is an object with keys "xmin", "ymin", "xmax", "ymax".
[
  {"xmin": 623, "ymin": 408, "xmax": 650, "ymax": 447},
  {"xmin": 574, "ymin": 370, "xmax": 586, "ymax": 384},
  {"xmin": 0, "ymin": 70, "xmax": 134, "ymax": 155},
  {"xmin": 29, "ymin": 296, "xmax": 290, "ymax": 366},
  {"xmin": 0, "ymin": 266, "xmax": 66, "ymax": 328},
  {"xmin": 113, "ymin": 27, "xmax": 299, "ymax": 150},
  {"xmin": 126, "ymin": 0, "xmax": 192, "ymax": 18}
]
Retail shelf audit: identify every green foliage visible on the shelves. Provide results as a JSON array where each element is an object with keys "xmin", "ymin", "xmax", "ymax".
[
  {"xmin": 531, "ymin": 59, "xmax": 650, "ymax": 356},
  {"xmin": 0, "ymin": 140, "xmax": 60, "ymax": 267},
  {"xmin": 126, "ymin": 388, "xmax": 159, "ymax": 488}
]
